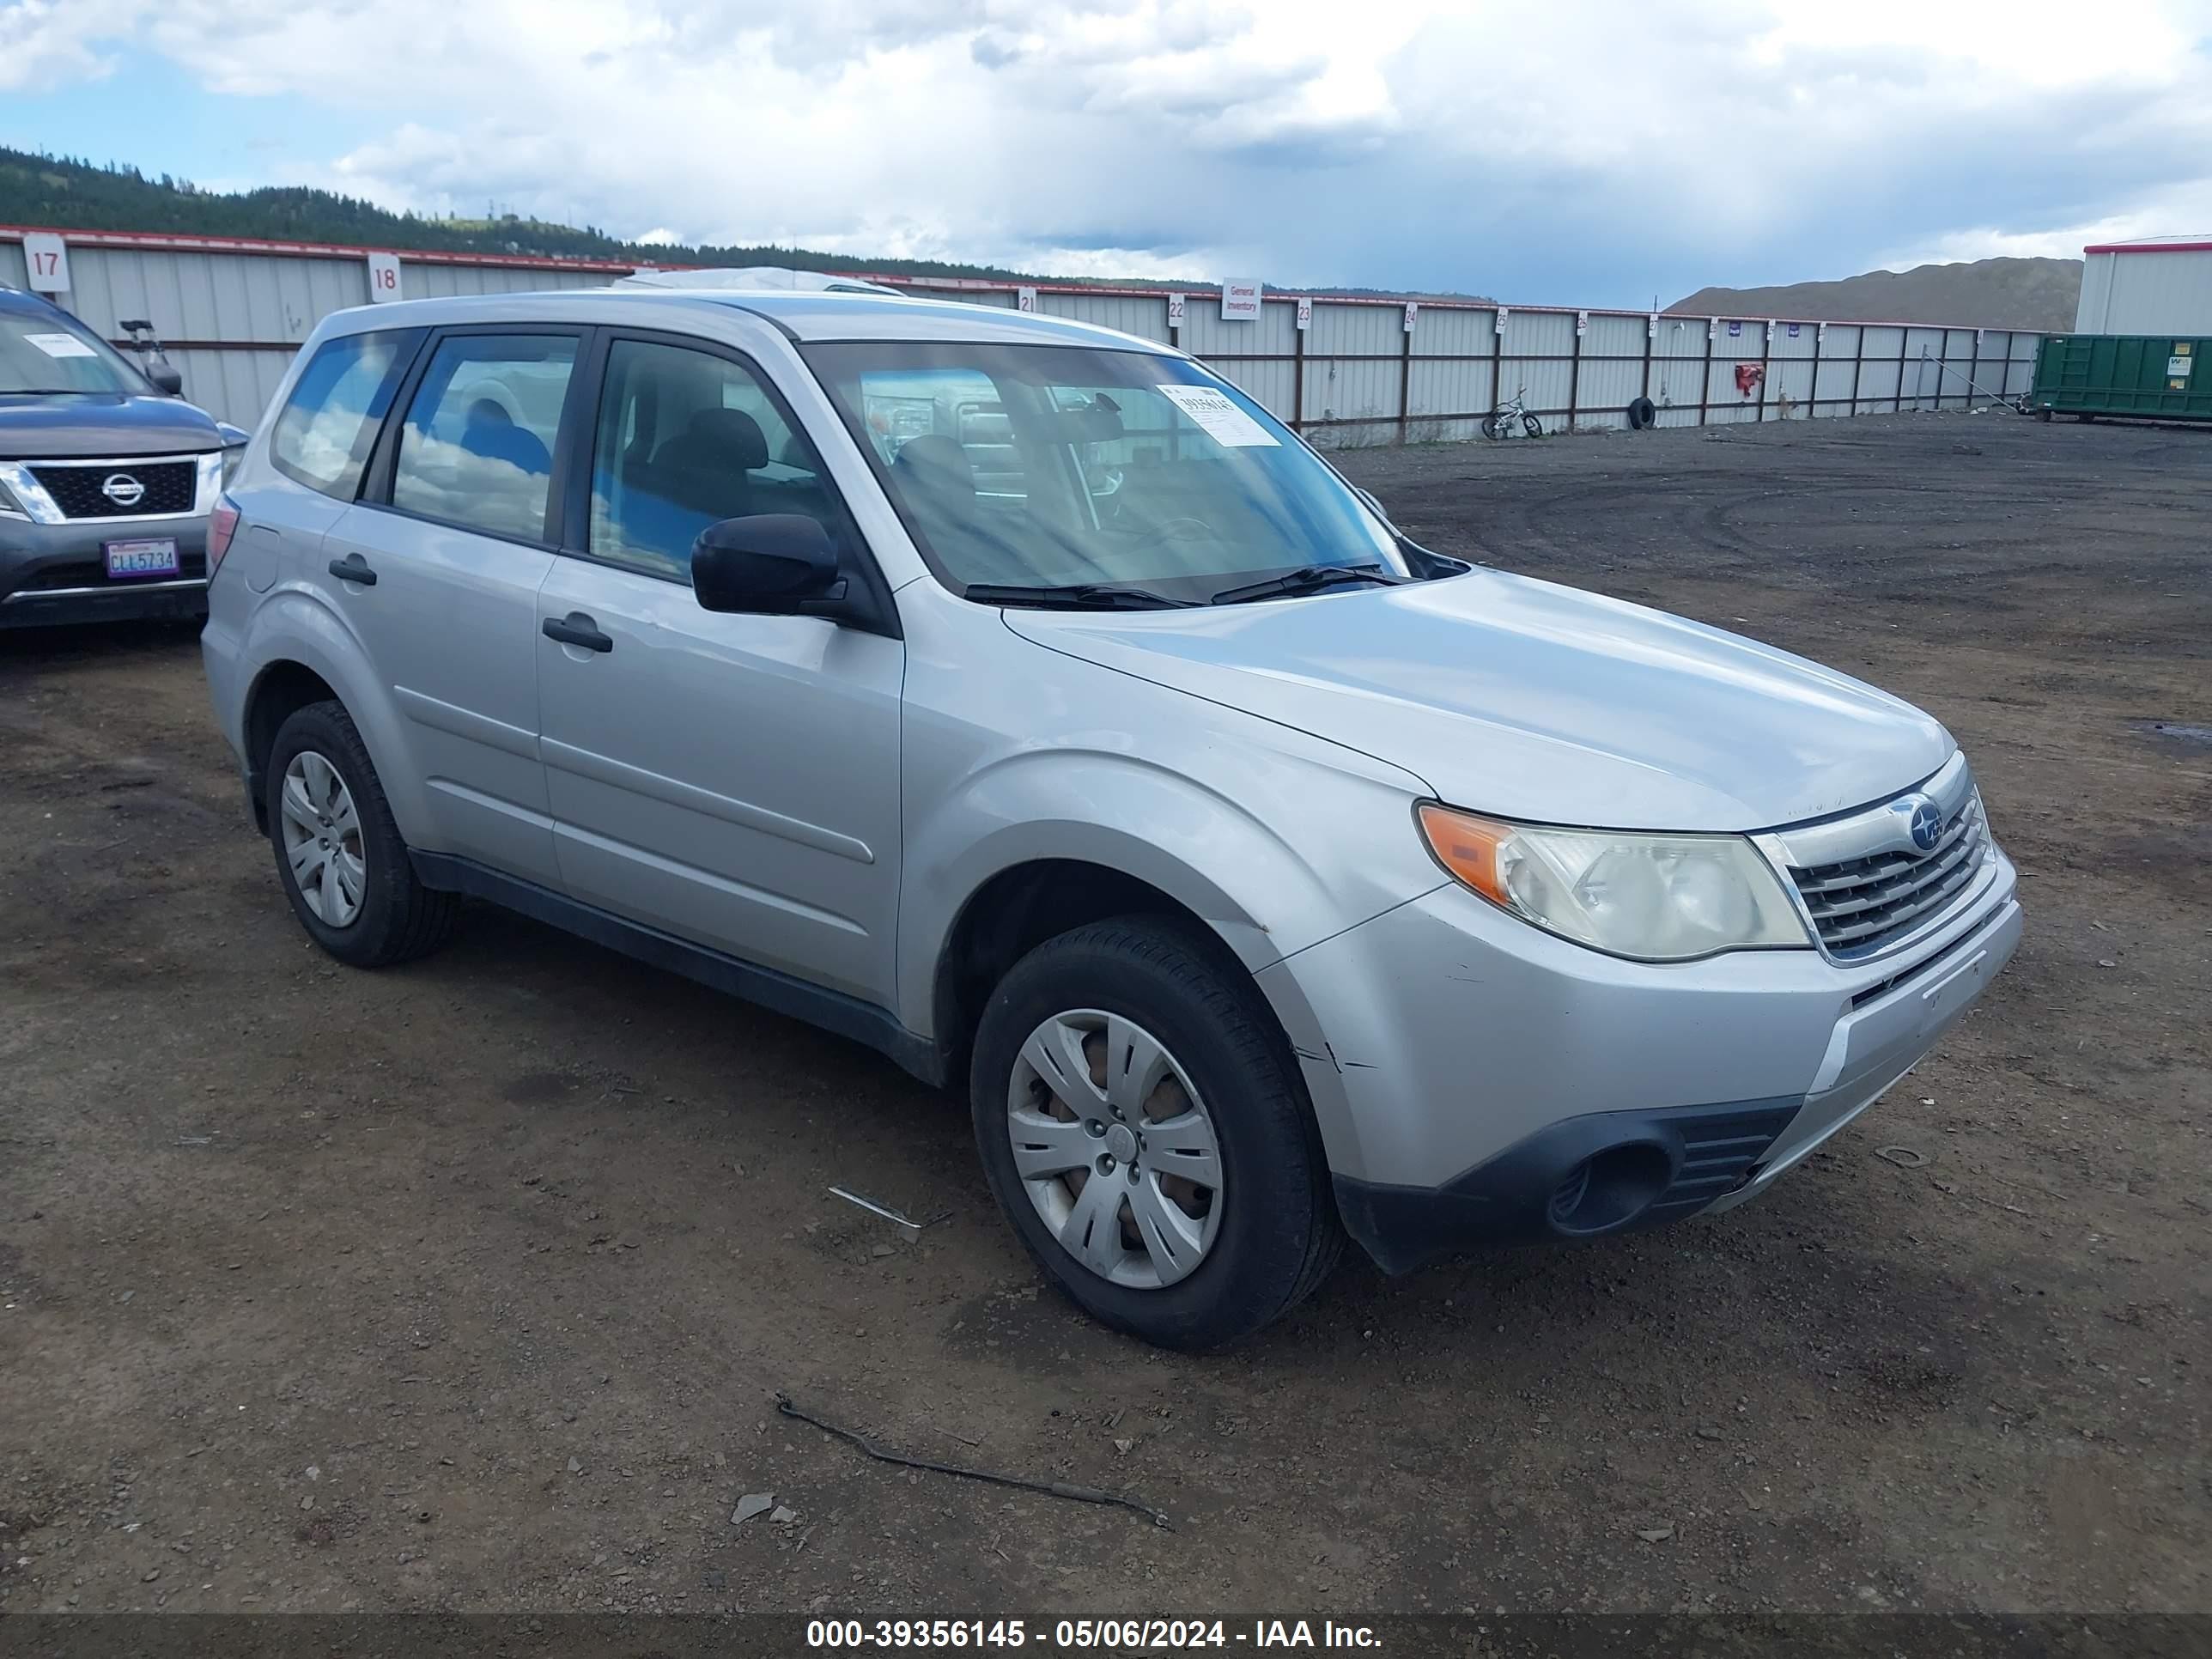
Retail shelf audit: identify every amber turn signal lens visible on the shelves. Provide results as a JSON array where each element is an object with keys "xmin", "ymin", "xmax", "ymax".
[{"xmin": 1416, "ymin": 803, "xmax": 1514, "ymax": 907}]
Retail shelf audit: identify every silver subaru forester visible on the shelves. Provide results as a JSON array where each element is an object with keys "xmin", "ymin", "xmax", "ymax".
[{"xmin": 201, "ymin": 289, "xmax": 2021, "ymax": 1347}]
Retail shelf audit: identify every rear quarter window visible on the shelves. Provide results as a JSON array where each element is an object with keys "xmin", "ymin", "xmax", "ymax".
[
  {"xmin": 390, "ymin": 334, "xmax": 579, "ymax": 544},
  {"xmin": 270, "ymin": 330, "xmax": 422, "ymax": 499}
]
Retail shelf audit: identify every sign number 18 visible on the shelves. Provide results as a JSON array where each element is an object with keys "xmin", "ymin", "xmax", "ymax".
[{"xmin": 367, "ymin": 252, "xmax": 404, "ymax": 301}]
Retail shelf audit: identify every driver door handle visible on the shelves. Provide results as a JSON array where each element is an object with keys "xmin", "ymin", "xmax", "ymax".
[{"xmin": 543, "ymin": 612, "xmax": 613, "ymax": 653}]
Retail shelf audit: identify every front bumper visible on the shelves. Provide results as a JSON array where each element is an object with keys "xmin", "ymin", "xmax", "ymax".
[
  {"xmin": 1260, "ymin": 843, "xmax": 2021, "ymax": 1273},
  {"xmin": 1, "ymin": 510, "xmax": 210, "ymax": 629}
]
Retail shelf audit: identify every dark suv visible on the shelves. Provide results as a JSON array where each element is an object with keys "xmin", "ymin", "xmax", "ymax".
[{"xmin": 2, "ymin": 284, "xmax": 245, "ymax": 629}]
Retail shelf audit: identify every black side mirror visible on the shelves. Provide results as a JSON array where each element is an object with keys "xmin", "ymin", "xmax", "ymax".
[
  {"xmin": 691, "ymin": 514, "xmax": 843, "ymax": 615},
  {"xmin": 147, "ymin": 362, "xmax": 184, "ymax": 397}
]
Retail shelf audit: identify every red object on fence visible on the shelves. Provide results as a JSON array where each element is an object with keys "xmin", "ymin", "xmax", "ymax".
[{"xmin": 1735, "ymin": 363, "xmax": 1765, "ymax": 396}]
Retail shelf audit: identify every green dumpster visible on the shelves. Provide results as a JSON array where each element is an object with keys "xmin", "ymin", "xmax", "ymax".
[{"xmin": 2033, "ymin": 334, "xmax": 2212, "ymax": 423}]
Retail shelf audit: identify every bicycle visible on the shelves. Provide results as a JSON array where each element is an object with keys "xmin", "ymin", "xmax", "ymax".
[{"xmin": 1482, "ymin": 387, "xmax": 1543, "ymax": 440}]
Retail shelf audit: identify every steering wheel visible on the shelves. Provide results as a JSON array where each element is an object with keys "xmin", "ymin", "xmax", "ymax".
[{"xmin": 1154, "ymin": 517, "xmax": 1217, "ymax": 542}]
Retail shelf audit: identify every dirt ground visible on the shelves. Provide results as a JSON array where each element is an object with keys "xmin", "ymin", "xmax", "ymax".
[{"xmin": 2, "ymin": 411, "xmax": 2205, "ymax": 1619}]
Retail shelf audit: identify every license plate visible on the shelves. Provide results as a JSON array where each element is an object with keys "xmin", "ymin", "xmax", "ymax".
[{"xmin": 105, "ymin": 538, "xmax": 179, "ymax": 580}]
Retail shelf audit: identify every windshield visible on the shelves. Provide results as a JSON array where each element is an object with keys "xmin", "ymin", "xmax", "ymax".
[
  {"xmin": 0, "ymin": 309, "xmax": 148, "ymax": 396},
  {"xmin": 803, "ymin": 342, "xmax": 1404, "ymax": 603}
]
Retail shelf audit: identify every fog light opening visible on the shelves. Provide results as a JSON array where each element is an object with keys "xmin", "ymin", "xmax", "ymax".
[
  {"xmin": 1547, "ymin": 1159, "xmax": 1591, "ymax": 1224},
  {"xmin": 1547, "ymin": 1142, "xmax": 1672, "ymax": 1236}
]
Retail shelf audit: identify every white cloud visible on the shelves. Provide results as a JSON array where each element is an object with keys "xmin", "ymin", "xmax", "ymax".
[
  {"xmin": 1887, "ymin": 190, "xmax": 2212, "ymax": 268},
  {"xmin": 1755, "ymin": 0, "xmax": 2203, "ymax": 88},
  {"xmin": 0, "ymin": 0, "xmax": 144, "ymax": 88},
  {"xmin": 12, "ymin": 0, "xmax": 2212, "ymax": 302}
]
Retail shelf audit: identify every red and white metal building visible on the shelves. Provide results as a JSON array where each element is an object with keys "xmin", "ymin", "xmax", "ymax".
[{"xmin": 2075, "ymin": 236, "xmax": 2212, "ymax": 335}]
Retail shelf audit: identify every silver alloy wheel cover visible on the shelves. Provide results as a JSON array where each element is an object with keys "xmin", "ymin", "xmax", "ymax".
[
  {"xmin": 279, "ymin": 750, "xmax": 367, "ymax": 928},
  {"xmin": 1006, "ymin": 1008, "xmax": 1224, "ymax": 1289}
]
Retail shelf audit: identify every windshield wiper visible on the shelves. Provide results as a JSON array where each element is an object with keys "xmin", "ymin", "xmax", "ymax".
[
  {"xmin": 1209, "ymin": 562, "xmax": 1398, "ymax": 606},
  {"xmin": 963, "ymin": 582, "xmax": 1194, "ymax": 611}
]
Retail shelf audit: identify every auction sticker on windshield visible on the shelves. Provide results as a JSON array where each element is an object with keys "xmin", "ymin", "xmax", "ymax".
[
  {"xmin": 23, "ymin": 332, "xmax": 99, "ymax": 359},
  {"xmin": 1157, "ymin": 384, "xmax": 1279, "ymax": 447}
]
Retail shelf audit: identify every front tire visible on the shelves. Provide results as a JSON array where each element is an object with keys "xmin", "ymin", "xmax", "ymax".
[
  {"xmin": 1522, "ymin": 412, "xmax": 1543, "ymax": 437},
  {"xmin": 969, "ymin": 919, "xmax": 1343, "ymax": 1349},
  {"xmin": 265, "ymin": 700, "xmax": 459, "ymax": 969}
]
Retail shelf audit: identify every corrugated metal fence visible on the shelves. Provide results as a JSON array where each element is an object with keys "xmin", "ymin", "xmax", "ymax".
[{"xmin": 4, "ymin": 226, "xmax": 2042, "ymax": 441}]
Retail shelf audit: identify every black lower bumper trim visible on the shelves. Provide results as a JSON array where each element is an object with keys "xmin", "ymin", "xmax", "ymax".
[
  {"xmin": 0, "ymin": 581, "xmax": 209, "ymax": 630},
  {"xmin": 1334, "ymin": 1097, "xmax": 1804, "ymax": 1274}
]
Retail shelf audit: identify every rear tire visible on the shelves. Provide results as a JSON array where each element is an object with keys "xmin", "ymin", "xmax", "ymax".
[
  {"xmin": 265, "ymin": 700, "xmax": 459, "ymax": 969},
  {"xmin": 1481, "ymin": 413, "xmax": 1508, "ymax": 441},
  {"xmin": 969, "ymin": 918, "xmax": 1343, "ymax": 1349}
]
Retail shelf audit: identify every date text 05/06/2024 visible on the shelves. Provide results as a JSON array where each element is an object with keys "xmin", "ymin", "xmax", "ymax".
[{"xmin": 805, "ymin": 1620, "xmax": 1383, "ymax": 1649}]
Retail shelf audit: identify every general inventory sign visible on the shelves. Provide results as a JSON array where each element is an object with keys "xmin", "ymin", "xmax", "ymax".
[{"xmin": 1220, "ymin": 278, "xmax": 1262, "ymax": 321}]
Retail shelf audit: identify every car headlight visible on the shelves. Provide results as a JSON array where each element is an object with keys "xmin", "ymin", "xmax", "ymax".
[
  {"xmin": 216, "ymin": 423, "xmax": 251, "ymax": 488},
  {"xmin": 1417, "ymin": 803, "xmax": 1813, "ymax": 962},
  {"xmin": 0, "ymin": 461, "xmax": 64, "ymax": 524}
]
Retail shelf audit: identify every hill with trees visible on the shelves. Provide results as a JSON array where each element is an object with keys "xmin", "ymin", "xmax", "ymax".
[
  {"xmin": 2, "ymin": 147, "xmax": 1504, "ymax": 301},
  {"xmin": 0, "ymin": 146, "xmax": 1067, "ymax": 284}
]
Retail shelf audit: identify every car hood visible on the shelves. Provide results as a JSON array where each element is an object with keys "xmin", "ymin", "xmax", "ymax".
[
  {"xmin": 1003, "ymin": 568, "xmax": 1954, "ymax": 831},
  {"xmin": 0, "ymin": 392, "xmax": 223, "ymax": 459}
]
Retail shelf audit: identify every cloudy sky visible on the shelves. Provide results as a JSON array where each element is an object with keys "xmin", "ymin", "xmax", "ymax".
[{"xmin": 4, "ymin": 0, "xmax": 2210, "ymax": 306}]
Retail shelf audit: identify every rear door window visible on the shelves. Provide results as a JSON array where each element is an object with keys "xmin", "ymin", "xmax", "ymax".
[
  {"xmin": 390, "ymin": 334, "xmax": 580, "ymax": 543},
  {"xmin": 270, "ymin": 330, "xmax": 422, "ymax": 499}
]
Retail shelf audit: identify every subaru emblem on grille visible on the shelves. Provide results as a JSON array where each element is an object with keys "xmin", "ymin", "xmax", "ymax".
[
  {"xmin": 101, "ymin": 472, "xmax": 146, "ymax": 508},
  {"xmin": 1905, "ymin": 798, "xmax": 1944, "ymax": 853}
]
